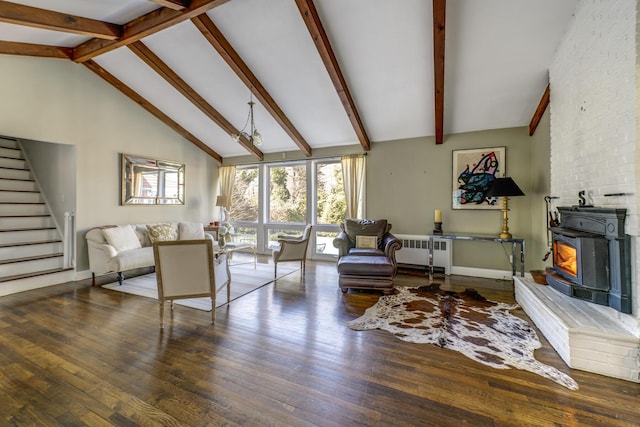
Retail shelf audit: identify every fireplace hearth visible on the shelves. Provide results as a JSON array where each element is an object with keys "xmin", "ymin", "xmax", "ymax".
[{"xmin": 546, "ymin": 206, "xmax": 632, "ymax": 313}]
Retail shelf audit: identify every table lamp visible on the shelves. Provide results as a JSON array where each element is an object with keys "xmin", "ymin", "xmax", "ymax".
[
  {"xmin": 485, "ymin": 177, "xmax": 524, "ymax": 239},
  {"xmin": 216, "ymin": 195, "xmax": 229, "ymax": 224}
]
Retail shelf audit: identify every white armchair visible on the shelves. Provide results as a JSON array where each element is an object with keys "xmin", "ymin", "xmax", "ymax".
[
  {"xmin": 272, "ymin": 225, "xmax": 312, "ymax": 278},
  {"xmin": 153, "ymin": 239, "xmax": 228, "ymax": 328}
]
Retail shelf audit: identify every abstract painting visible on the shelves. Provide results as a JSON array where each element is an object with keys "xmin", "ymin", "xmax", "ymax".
[{"xmin": 452, "ymin": 147, "xmax": 505, "ymax": 209}]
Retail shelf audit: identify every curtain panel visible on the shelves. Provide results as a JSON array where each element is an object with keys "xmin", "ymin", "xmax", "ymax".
[
  {"xmin": 341, "ymin": 155, "xmax": 366, "ymax": 219},
  {"xmin": 218, "ymin": 165, "xmax": 236, "ymax": 210}
]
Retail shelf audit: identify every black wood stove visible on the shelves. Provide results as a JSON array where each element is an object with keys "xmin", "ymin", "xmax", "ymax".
[{"xmin": 546, "ymin": 206, "xmax": 632, "ymax": 314}]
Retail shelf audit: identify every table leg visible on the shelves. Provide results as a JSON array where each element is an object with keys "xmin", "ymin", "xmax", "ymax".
[
  {"xmin": 253, "ymin": 244, "xmax": 257, "ymax": 269},
  {"xmin": 427, "ymin": 236, "xmax": 434, "ymax": 280},
  {"xmin": 511, "ymin": 242, "xmax": 517, "ymax": 277},
  {"xmin": 520, "ymin": 240, "xmax": 525, "ymax": 277}
]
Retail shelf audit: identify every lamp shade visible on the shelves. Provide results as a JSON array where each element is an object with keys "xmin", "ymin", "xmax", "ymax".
[
  {"xmin": 485, "ymin": 177, "xmax": 525, "ymax": 197},
  {"xmin": 216, "ymin": 195, "xmax": 228, "ymax": 206}
]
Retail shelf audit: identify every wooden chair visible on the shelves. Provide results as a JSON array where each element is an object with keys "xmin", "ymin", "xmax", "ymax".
[
  {"xmin": 272, "ymin": 225, "xmax": 312, "ymax": 278},
  {"xmin": 153, "ymin": 239, "xmax": 229, "ymax": 328}
]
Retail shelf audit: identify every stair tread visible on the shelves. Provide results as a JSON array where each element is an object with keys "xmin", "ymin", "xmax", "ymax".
[
  {"xmin": 0, "ymin": 227, "xmax": 56, "ymax": 232},
  {"xmin": 0, "ymin": 214, "xmax": 51, "ymax": 218},
  {"xmin": 0, "ymin": 253, "xmax": 63, "ymax": 265},
  {"xmin": 0, "ymin": 189, "xmax": 39, "ymax": 193},
  {"xmin": 0, "ymin": 178, "xmax": 33, "ymax": 182},
  {"xmin": 0, "ymin": 167, "xmax": 30, "ymax": 172},
  {"xmin": 0, "ymin": 240, "xmax": 62, "ymax": 248},
  {"xmin": 0, "ymin": 202, "xmax": 45, "ymax": 205},
  {"xmin": 0, "ymin": 267, "xmax": 73, "ymax": 283}
]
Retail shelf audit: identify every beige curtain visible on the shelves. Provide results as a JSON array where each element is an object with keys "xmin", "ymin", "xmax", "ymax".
[
  {"xmin": 341, "ymin": 155, "xmax": 366, "ymax": 219},
  {"xmin": 218, "ymin": 165, "xmax": 236, "ymax": 210}
]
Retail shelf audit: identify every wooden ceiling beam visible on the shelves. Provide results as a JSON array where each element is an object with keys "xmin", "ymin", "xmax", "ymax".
[
  {"xmin": 432, "ymin": 0, "xmax": 446, "ymax": 145},
  {"xmin": 148, "ymin": 0, "xmax": 190, "ymax": 11},
  {"xmin": 294, "ymin": 0, "xmax": 370, "ymax": 152},
  {"xmin": 192, "ymin": 14, "xmax": 313, "ymax": 157},
  {"xmin": 0, "ymin": 0, "xmax": 121, "ymax": 40},
  {"xmin": 529, "ymin": 83, "xmax": 550, "ymax": 136},
  {"xmin": 0, "ymin": 40, "xmax": 71, "ymax": 59},
  {"xmin": 73, "ymin": 0, "xmax": 229, "ymax": 63},
  {"xmin": 83, "ymin": 59, "xmax": 223, "ymax": 163},
  {"xmin": 129, "ymin": 41, "xmax": 263, "ymax": 161}
]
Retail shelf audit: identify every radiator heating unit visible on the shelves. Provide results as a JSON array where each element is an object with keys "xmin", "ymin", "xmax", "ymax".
[{"xmin": 395, "ymin": 234, "xmax": 452, "ymax": 274}]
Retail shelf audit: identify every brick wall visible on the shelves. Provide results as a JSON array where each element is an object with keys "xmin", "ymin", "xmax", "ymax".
[{"xmin": 549, "ymin": 0, "xmax": 639, "ymax": 331}]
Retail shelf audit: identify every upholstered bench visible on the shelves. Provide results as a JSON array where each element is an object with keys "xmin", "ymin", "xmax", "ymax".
[{"xmin": 337, "ymin": 255, "xmax": 395, "ymax": 294}]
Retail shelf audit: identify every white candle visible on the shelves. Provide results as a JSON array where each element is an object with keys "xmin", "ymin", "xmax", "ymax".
[{"xmin": 434, "ymin": 209, "xmax": 442, "ymax": 223}]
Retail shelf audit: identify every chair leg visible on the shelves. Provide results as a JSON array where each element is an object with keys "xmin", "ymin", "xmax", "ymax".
[
  {"xmin": 117, "ymin": 272, "xmax": 124, "ymax": 286},
  {"xmin": 159, "ymin": 302, "xmax": 164, "ymax": 329},
  {"xmin": 211, "ymin": 297, "xmax": 216, "ymax": 324},
  {"xmin": 91, "ymin": 272, "xmax": 96, "ymax": 286},
  {"xmin": 274, "ymin": 262, "xmax": 278, "ymax": 278}
]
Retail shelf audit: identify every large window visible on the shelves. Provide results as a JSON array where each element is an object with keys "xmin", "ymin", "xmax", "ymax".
[
  {"xmin": 268, "ymin": 164, "xmax": 307, "ymax": 223},
  {"xmin": 229, "ymin": 159, "xmax": 348, "ymax": 259}
]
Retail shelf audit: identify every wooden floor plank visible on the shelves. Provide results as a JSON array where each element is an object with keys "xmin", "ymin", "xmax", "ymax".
[{"xmin": 0, "ymin": 255, "xmax": 638, "ymax": 426}]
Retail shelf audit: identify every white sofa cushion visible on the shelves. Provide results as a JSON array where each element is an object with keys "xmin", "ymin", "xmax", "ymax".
[
  {"xmin": 108, "ymin": 247, "xmax": 155, "ymax": 273},
  {"xmin": 178, "ymin": 222, "xmax": 205, "ymax": 240},
  {"xmin": 102, "ymin": 225, "xmax": 141, "ymax": 252}
]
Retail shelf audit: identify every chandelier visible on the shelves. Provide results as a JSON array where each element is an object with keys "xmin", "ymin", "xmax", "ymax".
[{"xmin": 231, "ymin": 92, "xmax": 263, "ymax": 146}]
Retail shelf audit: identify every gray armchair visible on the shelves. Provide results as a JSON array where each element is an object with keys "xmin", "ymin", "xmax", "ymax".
[
  {"xmin": 333, "ymin": 219, "xmax": 401, "ymax": 265},
  {"xmin": 332, "ymin": 219, "xmax": 402, "ymax": 293}
]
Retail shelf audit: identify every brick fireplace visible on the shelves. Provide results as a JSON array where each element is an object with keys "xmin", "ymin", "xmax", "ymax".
[{"xmin": 515, "ymin": 0, "xmax": 639, "ymax": 383}]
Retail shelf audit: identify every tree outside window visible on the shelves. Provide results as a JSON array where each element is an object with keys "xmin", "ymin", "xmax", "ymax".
[
  {"xmin": 230, "ymin": 166, "xmax": 258, "ymax": 221},
  {"xmin": 269, "ymin": 164, "xmax": 306, "ymax": 223},
  {"xmin": 316, "ymin": 161, "xmax": 345, "ymax": 224}
]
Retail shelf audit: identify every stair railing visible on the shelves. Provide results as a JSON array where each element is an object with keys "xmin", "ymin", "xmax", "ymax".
[{"xmin": 63, "ymin": 211, "xmax": 75, "ymax": 268}]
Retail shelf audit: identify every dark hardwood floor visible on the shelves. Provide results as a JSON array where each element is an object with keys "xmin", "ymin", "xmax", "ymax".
[{"xmin": 0, "ymin": 255, "xmax": 638, "ymax": 426}]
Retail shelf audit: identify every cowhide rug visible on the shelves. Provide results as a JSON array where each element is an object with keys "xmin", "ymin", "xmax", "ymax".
[{"xmin": 347, "ymin": 284, "xmax": 578, "ymax": 390}]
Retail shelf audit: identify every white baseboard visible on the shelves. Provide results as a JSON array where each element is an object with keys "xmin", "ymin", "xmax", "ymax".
[
  {"xmin": 450, "ymin": 265, "xmax": 528, "ymax": 281},
  {"xmin": 74, "ymin": 269, "xmax": 93, "ymax": 281}
]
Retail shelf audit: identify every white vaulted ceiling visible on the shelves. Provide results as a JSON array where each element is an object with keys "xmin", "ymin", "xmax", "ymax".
[{"xmin": 0, "ymin": 0, "xmax": 579, "ymax": 162}]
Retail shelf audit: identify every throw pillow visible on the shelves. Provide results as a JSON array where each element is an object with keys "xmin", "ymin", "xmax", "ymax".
[
  {"xmin": 102, "ymin": 225, "xmax": 142, "ymax": 252},
  {"xmin": 147, "ymin": 223, "xmax": 177, "ymax": 243},
  {"xmin": 178, "ymin": 222, "xmax": 205, "ymax": 240},
  {"xmin": 355, "ymin": 235, "xmax": 377, "ymax": 249}
]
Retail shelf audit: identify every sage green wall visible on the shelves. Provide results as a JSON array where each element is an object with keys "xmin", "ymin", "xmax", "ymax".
[
  {"xmin": 0, "ymin": 55, "xmax": 219, "ymax": 272},
  {"xmin": 20, "ymin": 139, "xmax": 76, "ymax": 235},
  {"xmin": 529, "ymin": 108, "xmax": 552, "ymax": 272},
  {"xmin": 0, "ymin": 53, "xmax": 550, "ymax": 276},
  {"xmin": 367, "ymin": 127, "xmax": 534, "ymax": 273},
  {"xmin": 226, "ymin": 126, "xmax": 545, "ymax": 274}
]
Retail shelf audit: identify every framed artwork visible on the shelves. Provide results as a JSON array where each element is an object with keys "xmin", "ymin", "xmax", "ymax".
[{"xmin": 452, "ymin": 147, "xmax": 505, "ymax": 210}]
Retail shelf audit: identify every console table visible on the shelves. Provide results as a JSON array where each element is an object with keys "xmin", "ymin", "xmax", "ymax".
[
  {"xmin": 204, "ymin": 225, "xmax": 219, "ymax": 238},
  {"xmin": 427, "ymin": 232, "xmax": 525, "ymax": 279}
]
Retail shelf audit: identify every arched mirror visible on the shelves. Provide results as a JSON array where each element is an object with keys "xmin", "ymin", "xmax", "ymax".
[{"xmin": 121, "ymin": 153, "xmax": 185, "ymax": 205}]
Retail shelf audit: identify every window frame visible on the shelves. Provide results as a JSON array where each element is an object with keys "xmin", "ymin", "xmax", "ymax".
[{"xmin": 229, "ymin": 158, "xmax": 344, "ymax": 261}]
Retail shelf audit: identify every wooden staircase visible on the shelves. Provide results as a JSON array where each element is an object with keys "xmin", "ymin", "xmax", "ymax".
[{"xmin": 0, "ymin": 137, "xmax": 72, "ymax": 289}]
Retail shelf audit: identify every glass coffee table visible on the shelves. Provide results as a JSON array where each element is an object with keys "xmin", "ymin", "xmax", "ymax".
[{"xmin": 221, "ymin": 240, "xmax": 257, "ymax": 268}]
